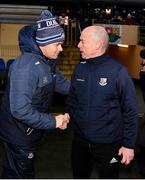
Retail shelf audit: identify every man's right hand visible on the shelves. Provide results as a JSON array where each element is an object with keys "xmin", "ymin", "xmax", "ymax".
[{"xmin": 55, "ymin": 113, "xmax": 70, "ymax": 129}]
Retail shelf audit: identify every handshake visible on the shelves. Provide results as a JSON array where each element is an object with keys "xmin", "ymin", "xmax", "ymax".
[{"xmin": 55, "ymin": 113, "xmax": 70, "ymax": 130}]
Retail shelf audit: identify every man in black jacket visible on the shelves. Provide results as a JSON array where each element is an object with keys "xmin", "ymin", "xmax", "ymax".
[
  {"xmin": 66, "ymin": 25, "xmax": 138, "ymax": 178},
  {"xmin": 137, "ymin": 49, "xmax": 145, "ymax": 177},
  {"xmin": 0, "ymin": 10, "xmax": 70, "ymax": 178}
]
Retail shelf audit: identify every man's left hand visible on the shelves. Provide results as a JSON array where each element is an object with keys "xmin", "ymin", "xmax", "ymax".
[{"xmin": 118, "ymin": 146, "xmax": 134, "ymax": 165}]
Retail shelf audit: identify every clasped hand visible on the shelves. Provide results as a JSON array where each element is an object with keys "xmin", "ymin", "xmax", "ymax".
[{"xmin": 55, "ymin": 113, "xmax": 70, "ymax": 130}]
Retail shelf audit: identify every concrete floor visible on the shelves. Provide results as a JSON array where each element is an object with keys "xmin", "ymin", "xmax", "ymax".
[{"xmin": 0, "ymin": 80, "xmax": 144, "ymax": 179}]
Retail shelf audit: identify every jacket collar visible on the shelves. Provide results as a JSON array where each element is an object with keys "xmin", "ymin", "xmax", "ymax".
[{"xmin": 82, "ymin": 54, "xmax": 110, "ymax": 65}]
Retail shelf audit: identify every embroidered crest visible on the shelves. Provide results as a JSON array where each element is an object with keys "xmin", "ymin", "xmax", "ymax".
[
  {"xmin": 43, "ymin": 76, "xmax": 48, "ymax": 84},
  {"xmin": 28, "ymin": 152, "xmax": 34, "ymax": 159},
  {"xmin": 35, "ymin": 61, "xmax": 40, "ymax": 65},
  {"xmin": 99, "ymin": 78, "xmax": 107, "ymax": 86}
]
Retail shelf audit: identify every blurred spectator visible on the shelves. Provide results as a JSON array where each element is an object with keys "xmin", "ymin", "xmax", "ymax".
[
  {"xmin": 124, "ymin": 13, "xmax": 136, "ymax": 25},
  {"xmin": 49, "ymin": 2, "xmax": 145, "ymax": 26}
]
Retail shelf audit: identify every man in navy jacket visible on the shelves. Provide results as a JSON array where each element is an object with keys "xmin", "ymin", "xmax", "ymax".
[
  {"xmin": 66, "ymin": 25, "xmax": 138, "ymax": 178},
  {"xmin": 137, "ymin": 49, "xmax": 145, "ymax": 177},
  {"xmin": 0, "ymin": 10, "xmax": 70, "ymax": 178}
]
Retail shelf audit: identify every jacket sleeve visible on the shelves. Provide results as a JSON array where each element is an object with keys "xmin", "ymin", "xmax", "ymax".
[
  {"xmin": 54, "ymin": 66, "xmax": 71, "ymax": 94},
  {"xmin": 65, "ymin": 69, "xmax": 78, "ymax": 118},
  {"xmin": 9, "ymin": 61, "xmax": 56, "ymax": 130},
  {"xmin": 117, "ymin": 66, "xmax": 138, "ymax": 148}
]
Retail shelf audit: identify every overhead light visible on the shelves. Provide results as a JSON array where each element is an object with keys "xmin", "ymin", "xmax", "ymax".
[{"xmin": 117, "ymin": 44, "xmax": 129, "ymax": 48}]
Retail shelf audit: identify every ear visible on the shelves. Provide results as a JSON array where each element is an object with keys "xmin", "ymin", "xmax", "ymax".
[
  {"xmin": 39, "ymin": 45, "xmax": 45, "ymax": 55},
  {"xmin": 95, "ymin": 41, "xmax": 101, "ymax": 50}
]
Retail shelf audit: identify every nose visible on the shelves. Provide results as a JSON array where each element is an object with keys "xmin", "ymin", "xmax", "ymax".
[
  {"xmin": 59, "ymin": 45, "xmax": 63, "ymax": 52},
  {"xmin": 78, "ymin": 41, "xmax": 81, "ymax": 48}
]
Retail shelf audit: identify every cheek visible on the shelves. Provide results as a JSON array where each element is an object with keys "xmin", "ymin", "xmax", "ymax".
[
  {"xmin": 84, "ymin": 46, "xmax": 91, "ymax": 53},
  {"xmin": 44, "ymin": 49, "xmax": 54, "ymax": 58},
  {"xmin": 49, "ymin": 48, "xmax": 56, "ymax": 54},
  {"xmin": 46, "ymin": 50, "xmax": 52, "ymax": 56}
]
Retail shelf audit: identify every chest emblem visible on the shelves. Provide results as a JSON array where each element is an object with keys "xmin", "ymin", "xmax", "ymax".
[
  {"xmin": 28, "ymin": 152, "xmax": 34, "ymax": 159},
  {"xmin": 35, "ymin": 61, "xmax": 40, "ymax": 65},
  {"xmin": 43, "ymin": 76, "xmax": 48, "ymax": 84},
  {"xmin": 99, "ymin": 78, "xmax": 107, "ymax": 86}
]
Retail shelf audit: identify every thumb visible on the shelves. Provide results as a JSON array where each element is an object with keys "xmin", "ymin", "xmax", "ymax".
[
  {"xmin": 64, "ymin": 113, "xmax": 69, "ymax": 121},
  {"xmin": 118, "ymin": 148, "xmax": 122, "ymax": 156},
  {"xmin": 64, "ymin": 113, "xmax": 69, "ymax": 118}
]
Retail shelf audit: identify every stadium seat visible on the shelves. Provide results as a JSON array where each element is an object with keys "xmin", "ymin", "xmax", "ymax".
[
  {"xmin": 6, "ymin": 59, "xmax": 15, "ymax": 71},
  {"xmin": 0, "ymin": 58, "xmax": 7, "ymax": 95},
  {"xmin": 0, "ymin": 58, "xmax": 5, "ymax": 70}
]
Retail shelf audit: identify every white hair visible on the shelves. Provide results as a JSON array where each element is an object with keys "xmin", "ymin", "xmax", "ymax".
[{"xmin": 84, "ymin": 25, "xmax": 109, "ymax": 50}]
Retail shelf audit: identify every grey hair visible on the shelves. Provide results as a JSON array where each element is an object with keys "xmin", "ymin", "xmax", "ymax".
[{"xmin": 91, "ymin": 26, "xmax": 109, "ymax": 50}]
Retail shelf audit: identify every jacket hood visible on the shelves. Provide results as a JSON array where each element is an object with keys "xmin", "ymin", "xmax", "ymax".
[{"xmin": 18, "ymin": 23, "xmax": 41, "ymax": 55}]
